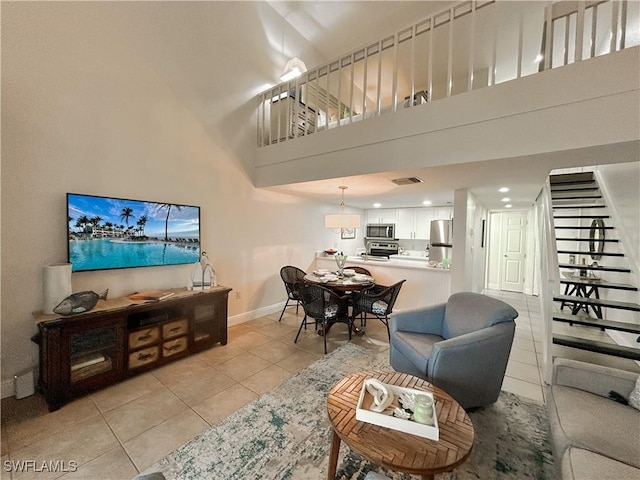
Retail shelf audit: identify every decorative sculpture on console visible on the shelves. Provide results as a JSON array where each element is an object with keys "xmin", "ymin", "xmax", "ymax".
[
  {"xmin": 191, "ymin": 251, "xmax": 217, "ymax": 290},
  {"xmin": 53, "ymin": 289, "xmax": 109, "ymax": 316}
]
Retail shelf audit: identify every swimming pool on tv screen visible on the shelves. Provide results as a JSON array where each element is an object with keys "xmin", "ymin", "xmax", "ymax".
[{"xmin": 69, "ymin": 239, "xmax": 200, "ymax": 271}]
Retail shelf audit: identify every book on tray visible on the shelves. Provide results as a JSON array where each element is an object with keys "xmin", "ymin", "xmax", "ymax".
[{"xmin": 130, "ymin": 290, "xmax": 175, "ymax": 301}]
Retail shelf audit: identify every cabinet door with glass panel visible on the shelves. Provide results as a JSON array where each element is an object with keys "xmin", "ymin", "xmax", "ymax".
[
  {"xmin": 189, "ymin": 293, "xmax": 229, "ymax": 351},
  {"xmin": 65, "ymin": 316, "xmax": 126, "ymax": 389}
]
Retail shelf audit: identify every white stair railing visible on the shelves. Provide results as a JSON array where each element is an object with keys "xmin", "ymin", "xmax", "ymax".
[
  {"xmin": 257, "ymin": 0, "xmax": 637, "ymax": 147},
  {"xmin": 536, "ymin": 178, "xmax": 560, "ymax": 384}
]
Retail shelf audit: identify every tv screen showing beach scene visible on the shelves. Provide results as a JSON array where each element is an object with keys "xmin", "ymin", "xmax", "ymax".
[{"xmin": 67, "ymin": 193, "xmax": 200, "ymax": 272}]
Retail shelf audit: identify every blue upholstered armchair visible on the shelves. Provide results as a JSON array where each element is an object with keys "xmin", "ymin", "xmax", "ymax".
[{"xmin": 389, "ymin": 292, "xmax": 518, "ymax": 409}]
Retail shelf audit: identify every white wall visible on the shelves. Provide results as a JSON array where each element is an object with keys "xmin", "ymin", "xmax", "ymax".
[
  {"xmin": 0, "ymin": 2, "xmax": 335, "ymax": 388},
  {"xmin": 471, "ymin": 198, "xmax": 488, "ymax": 293},
  {"xmin": 595, "ymin": 162, "xmax": 640, "ymax": 348},
  {"xmin": 450, "ymin": 189, "xmax": 487, "ymax": 294},
  {"xmin": 451, "ymin": 189, "xmax": 470, "ymax": 293},
  {"xmin": 597, "ymin": 163, "xmax": 640, "ymax": 273},
  {"xmin": 486, "ymin": 212, "xmax": 503, "ymax": 291}
]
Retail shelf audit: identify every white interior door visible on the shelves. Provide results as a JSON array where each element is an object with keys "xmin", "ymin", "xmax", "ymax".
[{"xmin": 500, "ymin": 212, "xmax": 527, "ymax": 292}]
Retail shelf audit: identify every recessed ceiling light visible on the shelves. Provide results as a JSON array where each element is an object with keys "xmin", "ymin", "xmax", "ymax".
[
  {"xmin": 498, "ymin": 187, "xmax": 509, "ymax": 193},
  {"xmin": 373, "ymin": 203, "xmax": 382, "ymax": 208},
  {"xmin": 422, "ymin": 200, "xmax": 432, "ymax": 206},
  {"xmin": 501, "ymin": 197, "xmax": 511, "ymax": 202},
  {"xmin": 505, "ymin": 204, "xmax": 513, "ymax": 208}
]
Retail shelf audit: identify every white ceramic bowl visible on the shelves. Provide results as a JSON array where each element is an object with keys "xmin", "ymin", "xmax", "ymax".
[
  {"xmin": 342, "ymin": 269, "xmax": 356, "ymax": 277},
  {"xmin": 353, "ymin": 274, "xmax": 370, "ymax": 282}
]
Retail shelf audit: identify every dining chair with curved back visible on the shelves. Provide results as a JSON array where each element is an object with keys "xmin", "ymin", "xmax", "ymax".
[
  {"xmin": 353, "ymin": 279, "xmax": 406, "ymax": 339},
  {"xmin": 278, "ymin": 265, "xmax": 307, "ymax": 322},
  {"xmin": 344, "ymin": 266, "xmax": 372, "ymax": 276},
  {"xmin": 295, "ymin": 282, "xmax": 352, "ymax": 354}
]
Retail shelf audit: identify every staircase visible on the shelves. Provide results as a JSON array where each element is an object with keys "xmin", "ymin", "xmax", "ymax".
[{"xmin": 550, "ymin": 172, "xmax": 640, "ymax": 361}]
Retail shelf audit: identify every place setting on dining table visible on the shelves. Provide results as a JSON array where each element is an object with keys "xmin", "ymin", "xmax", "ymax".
[
  {"xmin": 304, "ymin": 252, "xmax": 375, "ymax": 290},
  {"xmin": 304, "ymin": 268, "xmax": 375, "ymax": 290}
]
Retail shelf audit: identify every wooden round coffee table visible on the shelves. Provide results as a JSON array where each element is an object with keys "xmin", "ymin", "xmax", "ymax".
[{"xmin": 326, "ymin": 370, "xmax": 474, "ymax": 479}]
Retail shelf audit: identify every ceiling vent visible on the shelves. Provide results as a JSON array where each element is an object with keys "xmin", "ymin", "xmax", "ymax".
[{"xmin": 391, "ymin": 176, "xmax": 424, "ymax": 186}]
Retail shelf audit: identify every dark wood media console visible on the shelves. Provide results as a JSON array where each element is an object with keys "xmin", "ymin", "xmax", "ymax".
[{"xmin": 32, "ymin": 286, "xmax": 231, "ymax": 411}]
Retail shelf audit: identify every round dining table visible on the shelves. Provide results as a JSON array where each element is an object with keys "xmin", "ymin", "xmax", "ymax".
[
  {"xmin": 303, "ymin": 272, "xmax": 375, "ymax": 336},
  {"xmin": 303, "ymin": 272, "xmax": 375, "ymax": 292}
]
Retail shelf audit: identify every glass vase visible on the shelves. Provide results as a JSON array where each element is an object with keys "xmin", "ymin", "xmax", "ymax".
[
  {"xmin": 412, "ymin": 394, "xmax": 434, "ymax": 425},
  {"xmin": 334, "ymin": 253, "xmax": 347, "ymax": 276}
]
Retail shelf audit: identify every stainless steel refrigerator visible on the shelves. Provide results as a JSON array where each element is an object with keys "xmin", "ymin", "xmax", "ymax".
[{"xmin": 429, "ymin": 219, "xmax": 453, "ymax": 264}]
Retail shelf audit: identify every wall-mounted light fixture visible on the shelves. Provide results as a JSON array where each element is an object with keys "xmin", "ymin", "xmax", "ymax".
[
  {"xmin": 325, "ymin": 186, "xmax": 360, "ymax": 229},
  {"xmin": 280, "ymin": 57, "xmax": 307, "ymax": 82}
]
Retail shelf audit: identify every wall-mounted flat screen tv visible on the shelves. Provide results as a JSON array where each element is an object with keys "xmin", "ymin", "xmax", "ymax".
[{"xmin": 67, "ymin": 193, "xmax": 200, "ymax": 272}]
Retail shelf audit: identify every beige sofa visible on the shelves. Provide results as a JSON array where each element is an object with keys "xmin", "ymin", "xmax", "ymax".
[{"xmin": 546, "ymin": 358, "xmax": 640, "ymax": 479}]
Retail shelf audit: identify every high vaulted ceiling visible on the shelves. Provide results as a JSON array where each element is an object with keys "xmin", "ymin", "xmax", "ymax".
[
  {"xmin": 262, "ymin": 0, "xmax": 548, "ymax": 210},
  {"xmin": 260, "ymin": 1, "xmax": 638, "ymax": 211},
  {"xmin": 267, "ymin": 1, "xmax": 454, "ymax": 61}
]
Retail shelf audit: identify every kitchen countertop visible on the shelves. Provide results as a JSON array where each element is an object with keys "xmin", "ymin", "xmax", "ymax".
[
  {"xmin": 317, "ymin": 253, "xmax": 450, "ymax": 272},
  {"xmin": 389, "ymin": 253, "xmax": 429, "ymax": 262}
]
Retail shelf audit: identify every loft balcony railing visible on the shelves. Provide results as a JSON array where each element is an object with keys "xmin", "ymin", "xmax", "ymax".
[{"xmin": 257, "ymin": 0, "xmax": 638, "ymax": 147}]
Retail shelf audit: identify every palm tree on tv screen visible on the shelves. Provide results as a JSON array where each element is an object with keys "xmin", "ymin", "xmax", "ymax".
[
  {"xmin": 137, "ymin": 215, "xmax": 148, "ymax": 237},
  {"xmin": 75, "ymin": 215, "xmax": 90, "ymax": 236},
  {"xmin": 156, "ymin": 203, "xmax": 183, "ymax": 242},
  {"xmin": 90, "ymin": 216, "xmax": 103, "ymax": 235},
  {"xmin": 120, "ymin": 207, "xmax": 135, "ymax": 230}
]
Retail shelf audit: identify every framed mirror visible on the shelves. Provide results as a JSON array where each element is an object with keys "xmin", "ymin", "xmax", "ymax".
[{"xmin": 589, "ymin": 218, "xmax": 605, "ymax": 260}]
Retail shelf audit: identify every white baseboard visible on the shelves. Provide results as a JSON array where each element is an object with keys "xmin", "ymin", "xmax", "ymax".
[{"xmin": 228, "ymin": 302, "xmax": 285, "ymax": 326}]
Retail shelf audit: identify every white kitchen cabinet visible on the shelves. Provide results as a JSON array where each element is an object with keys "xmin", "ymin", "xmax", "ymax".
[
  {"xmin": 396, "ymin": 209, "xmax": 414, "ymax": 239},
  {"xmin": 367, "ymin": 207, "xmax": 451, "ymax": 238},
  {"xmin": 366, "ymin": 209, "xmax": 398, "ymax": 224},
  {"xmin": 397, "ymin": 208, "xmax": 434, "ymax": 239},
  {"xmin": 434, "ymin": 206, "xmax": 454, "ymax": 220},
  {"xmin": 414, "ymin": 208, "xmax": 434, "ymax": 238}
]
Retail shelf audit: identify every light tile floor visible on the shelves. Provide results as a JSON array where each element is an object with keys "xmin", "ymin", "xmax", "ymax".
[{"xmin": 1, "ymin": 291, "xmax": 550, "ymax": 479}]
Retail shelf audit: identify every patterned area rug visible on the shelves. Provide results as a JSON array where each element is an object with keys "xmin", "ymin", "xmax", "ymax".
[{"xmin": 144, "ymin": 343, "xmax": 554, "ymax": 480}]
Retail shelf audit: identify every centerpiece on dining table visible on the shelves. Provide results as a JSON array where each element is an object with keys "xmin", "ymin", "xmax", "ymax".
[{"xmin": 334, "ymin": 252, "xmax": 347, "ymax": 277}]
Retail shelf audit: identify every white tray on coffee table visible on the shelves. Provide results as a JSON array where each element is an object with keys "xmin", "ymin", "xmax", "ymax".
[{"xmin": 355, "ymin": 379, "xmax": 439, "ymax": 440}]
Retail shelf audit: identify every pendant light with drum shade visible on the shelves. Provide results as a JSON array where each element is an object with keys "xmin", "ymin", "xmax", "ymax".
[{"xmin": 325, "ymin": 186, "xmax": 360, "ymax": 229}]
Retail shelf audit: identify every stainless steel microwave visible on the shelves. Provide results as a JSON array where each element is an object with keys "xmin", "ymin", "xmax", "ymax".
[{"xmin": 366, "ymin": 223, "xmax": 396, "ymax": 240}]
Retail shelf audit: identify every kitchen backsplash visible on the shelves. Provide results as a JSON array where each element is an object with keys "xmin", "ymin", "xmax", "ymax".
[{"xmin": 397, "ymin": 239, "xmax": 429, "ymax": 255}]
